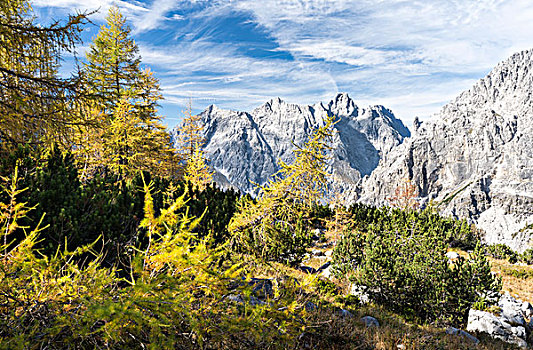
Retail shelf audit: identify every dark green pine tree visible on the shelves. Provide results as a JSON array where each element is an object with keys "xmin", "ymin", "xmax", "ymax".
[{"xmin": 26, "ymin": 146, "xmax": 83, "ymax": 253}]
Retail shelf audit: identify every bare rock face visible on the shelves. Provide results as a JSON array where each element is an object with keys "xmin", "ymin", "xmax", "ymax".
[
  {"xmin": 360, "ymin": 49, "xmax": 533, "ymax": 252},
  {"xmin": 173, "ymin": 93, "xmax": 410, "ymax": 198}
]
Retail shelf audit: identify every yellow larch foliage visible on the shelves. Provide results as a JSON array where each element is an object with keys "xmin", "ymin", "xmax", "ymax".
[
  {"xmin": 229, "ymin": 115, "xmax": 336, "ymax": 264},
  {"xmin": 183, "ymin": 144, "xmax": 213, "ymax": 191}
]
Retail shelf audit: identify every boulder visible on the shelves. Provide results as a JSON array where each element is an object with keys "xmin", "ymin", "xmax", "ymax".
[
  {"xmin": 467, "ymin": 309, "xmax": 527, "ymax": 348},
  {"xmin": 248, "ymin": 278, "xmax": 274, "ymax": 299},
  {"xmin": 317, "ymin": 262, "xmax": 332, "ymax": 278},
  {"xmin": 227, "ymin": 294, "xmax": 266, "ymax": 306},
  {"xmin": 337, "ymin": 309, "xmax": 353, "ymax": 318},
  {"xmin": 499, "ymin": 293, "xmax": 526, "ymax": 326},
  {"xmin": 361, "ymin": 316, "xmax": 379, "ymax": 327},
  {"xmin": 445, "ymin": 327, "xmax": 479, "ymax": 344},
  {"xmin": 521, "ymin": 301, "xmax": 533, "ymax": 318}
]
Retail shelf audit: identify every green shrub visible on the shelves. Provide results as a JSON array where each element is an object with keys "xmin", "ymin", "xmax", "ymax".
[
  {"xmin": 333, "ymin": 224, "xmax": 501, "ymax": 326},
  {"xmin": 484, "ymin": 243, "xmax": 518, "ymax": 263},
  {"xmin": 331, "ymin": 229, "xmax": 365, "ymax": 278},
  {"xmin": 313, "ymin": 278, "xmax": 339, "ymax": 297},
  {"xmin": 347, "ymin": 204, "xmax": 479, "ymax": 250},
  {"xmin": 519, "ymin": 247, "xmax": 533, "ymax": 265}
]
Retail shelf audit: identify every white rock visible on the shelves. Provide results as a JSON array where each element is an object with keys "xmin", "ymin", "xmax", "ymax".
[
  {"xmin": 499, "ymin": 293, "xmax": 526, "ymax": 326},
  {"xmin": 320, "ymin": 265, "xmax": 332, "ymax": 279},
  {"xmin": 360, "ymin": 49, "xmax": 533, "ymax": 252},
  {"xmin": 445, "ymin": 327, "xmax": 479, "ymax": 344},
  {"xmin": 467, "ymin": 309, "xmax": 527, "ymax": 348},
  {"xmin": 446, "ymin": 252, "xmax": 460, "ymax": 260},
  {"xmin": 521, "ymin": 301, "xmax": 533, "ymax": 318}
]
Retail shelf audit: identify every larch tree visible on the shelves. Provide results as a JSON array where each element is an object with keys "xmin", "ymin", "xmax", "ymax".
[
  {"xmin": 84, "ymin": 6, "xmax": 159, "ymax": 119},
  {"xmin": 388, "ymin": 178, "xmax": 420, "ymax": 210},
  {"xmin": 175, "ymin": 101, "xmax": 204, "ymax": 157},
  {"xmin": 77, "ymin": 6, "xmax": 179, "ymax": 181},
  {"xmin": 229, "ymin": 115, "xmax": 336, "ymax": 265},
  {"xmin": 183, "ymin": 146, "xmax": 212, "ymax": 191},
  {"xmin": 175, "ymin": 101, "xmax": 212, "ymax": 190},
  {"xmin": 0, "ymin": 0, "xmax": 90, "ymax": 151}
]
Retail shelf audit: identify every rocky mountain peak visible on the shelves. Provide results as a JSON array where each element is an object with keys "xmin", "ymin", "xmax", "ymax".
[
  {"xmin": 328, "ymin": 92, "xmax": 358, "ymax": 117},
  {"xmin": 360, "ymin": 48, "xmax": 533, "ymax": 252},
  {"xmin": 174, "ymin": 95, "xmax": 410, "ymax": 197}
]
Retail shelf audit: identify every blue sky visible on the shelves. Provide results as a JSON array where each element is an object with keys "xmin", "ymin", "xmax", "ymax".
[{"xmin": 34, "ymin": 0, "xmax": 533, "ymax": 128}]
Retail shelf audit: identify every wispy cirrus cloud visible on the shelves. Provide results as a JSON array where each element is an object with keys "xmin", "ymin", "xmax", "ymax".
[{"xmin": 33, "ymin": 0, "xmax": 533, "ymax": 127}]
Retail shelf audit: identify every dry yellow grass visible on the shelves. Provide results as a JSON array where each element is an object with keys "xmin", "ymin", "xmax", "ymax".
[
  {"xmin": 302, "ymin": 304, "xmax": 518, "ymax": 349},
  {"xmin": 244, "ymin": 252, "xmax": 523, "ymax": 349},
  {"xmin": 489, "ymin": 257, "xmax": 533, "ymax": 303}
]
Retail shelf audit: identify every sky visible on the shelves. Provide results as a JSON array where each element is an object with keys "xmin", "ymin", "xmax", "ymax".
[{"xmin": 34, "ymin": 0, "xmax": 533, "ymax": 128}]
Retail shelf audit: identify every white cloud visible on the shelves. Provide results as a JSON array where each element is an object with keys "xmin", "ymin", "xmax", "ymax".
[
  {"xmin": 175, "ymin": 0, "xmax": 533, "ymax": 122},
  {"xmin": 133, "ymin": 0, "xmax": 179, "ymax": 33},
  {"xmin": 32, "ymin": 0, "xmax": 148, "ymax": 21},
  {"xmin": 139, "ymin": 42, "xmax": 339, "ymax": 112},
  {"xmin": 34, "ymin": 0, "xmax": 533, "ymax": 127}
]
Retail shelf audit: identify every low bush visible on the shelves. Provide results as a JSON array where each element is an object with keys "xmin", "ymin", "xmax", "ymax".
[
  {"xmin": 348, "ymin": 204, "xmax": 479, "ymax": 249},
  {"xmin": 333, "ymin": 223, "xmax": 501, "ymax": 326},
  {"xmin": 519, "ymin": 247, "xmax": 533, "ymax": 265},
  {"xmin": 485, "ymin": 243, "xmax": 518, "ymax": 263}
]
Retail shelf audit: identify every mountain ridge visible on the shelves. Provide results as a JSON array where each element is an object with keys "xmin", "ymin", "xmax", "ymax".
[
  {"xmin": 173, "ymin": 48, "xmax": 533, "ymax": 251},
  {"xmin": 173, "ymin": 93, "xmax": 410, "ymax": 197}
]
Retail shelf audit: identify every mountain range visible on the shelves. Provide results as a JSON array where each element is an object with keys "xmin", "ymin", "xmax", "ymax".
[{"xmin": 173, "ymin": 49, "xmax": 533, "ymax": 252}]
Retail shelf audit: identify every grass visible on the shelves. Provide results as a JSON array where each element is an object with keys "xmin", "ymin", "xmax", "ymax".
[
  {"xmin": 244, "ymin": 250, "xmax": 524, "ymax": 349},
  {"xmin": 488, "ymin": 257, "xmax": 533, "ymax": 303},
  {"xmin": 300, "ymin": 304, "xmax": 518, "ymax": 349}
]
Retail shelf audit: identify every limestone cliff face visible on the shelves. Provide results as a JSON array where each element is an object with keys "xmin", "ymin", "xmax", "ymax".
[
  {"xmin": 173, "ymin": 93, "xmax": 410, "ymax": 199},
  {"xmin": 360, "ymin": 49, "xmax": 533, "ymax": 251}
]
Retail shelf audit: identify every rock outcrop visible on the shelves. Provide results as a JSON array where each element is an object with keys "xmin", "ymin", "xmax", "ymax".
[
  {"xmin": 360, "ymin": 49, "xmax": 533, "ymax": 252},
  {"xmin": 467, "ymin": 293, "xmax": 530, "ymax": 348}
]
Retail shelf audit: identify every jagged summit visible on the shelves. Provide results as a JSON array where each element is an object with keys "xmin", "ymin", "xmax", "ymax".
[
  {"xmin": 361, "ymin": 48, "xmax": 533, "ymax": 251},
  {"xmin": 173, "ymin": 94, "xmax": 410, "ymax": 197},
  {"xmin": 172, "ymin": 49, "xmax": 533, "ymax": 251}
]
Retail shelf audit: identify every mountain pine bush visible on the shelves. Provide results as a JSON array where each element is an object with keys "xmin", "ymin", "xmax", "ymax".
[{"xmin": 333, "ymin": 206, "xmax": 500, "ymax": 326}]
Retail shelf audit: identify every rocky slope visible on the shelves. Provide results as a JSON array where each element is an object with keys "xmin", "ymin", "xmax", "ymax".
[
  {"xmin": 173, "ymin": 93, "xmax": 410, "ymax": 198},
  {"xmin": 360, "ymin": 49, "xmax": 533, "ymax": 252}
]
